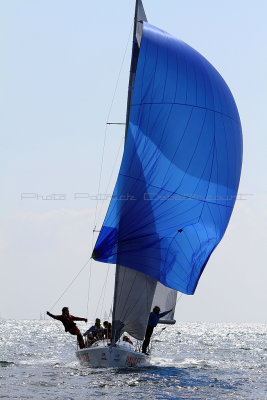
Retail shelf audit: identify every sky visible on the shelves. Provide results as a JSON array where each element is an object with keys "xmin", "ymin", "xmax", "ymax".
[{"xmin": 0, "ymin": 0, "xmax": 266, "ymax": 322}]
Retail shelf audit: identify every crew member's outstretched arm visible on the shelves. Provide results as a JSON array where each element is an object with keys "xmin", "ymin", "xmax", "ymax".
[
  {"xmin": 159, "ymin": 309, "xmax": 173, "ymax": 319},
  {"xmin": 46, "ymin": 311, "xmax": 61, "ymax": 320},
  {"xmin": 71, "ymin": 316, "xmax": 87, "ymax": 322}
]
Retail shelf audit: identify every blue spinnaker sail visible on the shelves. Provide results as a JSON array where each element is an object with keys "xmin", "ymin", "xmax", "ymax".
[{"xmin": 93, "ymin": 22, "xmax": 243, "ymax": 295}]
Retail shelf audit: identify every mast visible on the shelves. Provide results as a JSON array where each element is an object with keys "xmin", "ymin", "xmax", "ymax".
[
  {"xmin": 111, "ymin": 0, "xmax": 147, "ymax": 345},
  {"xmin": 125, "ymin": 0, "xmax": 147, "ymax": 140}
]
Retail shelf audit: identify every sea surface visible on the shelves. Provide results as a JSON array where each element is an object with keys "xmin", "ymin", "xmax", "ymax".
[{"xmin": 0, "ymin": 320, "xmax": 266, "ymax": 399}]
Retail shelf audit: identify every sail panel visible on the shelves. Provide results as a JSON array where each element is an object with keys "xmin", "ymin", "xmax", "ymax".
[
  {"xmin": 152, "ymin": 282, "xmax": 177, "ymax": 324},
  {"xmin": 112, "ymin": 270, "xmax": 177, "ymax": 342},
  {"xmin": 93, "ymin": 23, "xmax": 243, "ymax": 295},
  {"xmin": 112, "ymin": 266, "xmax": 157, "ymax": 340},
  {"xmin": 136, "ymin": 0, "xmax": 147, "ymax": 23}
]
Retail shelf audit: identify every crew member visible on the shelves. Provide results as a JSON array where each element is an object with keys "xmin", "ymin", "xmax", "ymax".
[
  {"xmin": 123, "ymin": 335, "xmax": 133, "ymax": 345},
  {"xmin": 83, "ymin": 318, "xmax": 103, "ymax": 339},
  {"xmin": 142, "ymin": 306, "xmax": 172, "ymax": 354},
  {"xmin": 103, "ymin": 321, "xmax": 112, "ymax": 339},
  {"xmin": 47, "ymin": 307, "xmax": 87, "ymax": 349}
]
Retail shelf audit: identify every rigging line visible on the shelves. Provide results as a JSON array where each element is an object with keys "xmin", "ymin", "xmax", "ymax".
[
  {"xmin": 52, "ymin": 27, "xmax": 133, "ymax": 322},
  {"xmin": 94, "ymin": 264, "xmax": 110, "ymax": 320},
  {"xmin": 93, "ymin": 23, "xmax": 133, "ymax": 231},
  {"xmin": 86, "ymin": 258, "xmax": 93, "ymax": 321},
  {"xmin": 95, "ymin": 135, "xmax": 124, "ymax": 229},
  {"xmin": 106, "ymin": 123, "xmax": 126, "ymax": 125},
  {"xmin": 100, "ymin": 266, "xmax": 110, "ymax": 319},
  {"xmin": 49, "ymin": 258, "xmax": 91, "ymax": 312},
  {"xmin": 86, "ymin": 226, "xmax": 98, "ymax": 322}
]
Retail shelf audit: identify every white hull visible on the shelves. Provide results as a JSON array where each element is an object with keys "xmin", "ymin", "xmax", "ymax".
[{"xmin": 76, "ymin": 345, "xmax": 149, "ymax": 368}]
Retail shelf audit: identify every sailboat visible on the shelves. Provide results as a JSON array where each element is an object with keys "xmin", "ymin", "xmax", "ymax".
[{"xmin": 76, "ymin": 0, "xmax": 242, "ymax": 368}]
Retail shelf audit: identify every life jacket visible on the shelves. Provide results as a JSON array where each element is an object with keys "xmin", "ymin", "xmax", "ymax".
[
  {"xmin": 94, "ymin": 323, "xmax": 103, "ymax": 334},
  {"xmin": 62, "ymin": 314, "xmax": 76, "ymax": 332}
]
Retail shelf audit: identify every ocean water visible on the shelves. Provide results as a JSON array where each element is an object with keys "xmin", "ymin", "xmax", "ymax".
[{"xmin": 0, "ymin": 320, "xmax": 266, "ymax": 400}]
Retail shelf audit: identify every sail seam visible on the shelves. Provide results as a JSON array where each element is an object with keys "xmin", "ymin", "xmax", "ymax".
[
  {"xmin": 131, "ymin": 102, "xmax": 239, "ymax": 124},
  {"xmin": 118, "ymin": 174, "xmax": 235, "ymax": 208},
  {"xmin": 172, "ymin": 109, "xmax": 208, "ymax": 193},
  {"xmin": 197, "ymin": 134, "xmax": 217, "ymax": 223}
]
